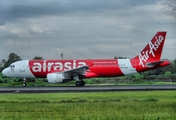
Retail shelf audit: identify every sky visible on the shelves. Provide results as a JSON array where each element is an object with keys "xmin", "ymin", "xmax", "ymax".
[{"xmin": 0, "ymin": 0, "xmax": 176, "ymax": 60}]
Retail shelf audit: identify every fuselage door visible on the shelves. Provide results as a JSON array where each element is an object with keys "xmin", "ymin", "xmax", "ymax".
[{"xmin": 20, "ymin": 62, "xmax": 25, "ymax": 72}]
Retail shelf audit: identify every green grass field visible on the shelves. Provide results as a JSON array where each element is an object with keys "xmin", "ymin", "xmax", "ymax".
[{"xmin": 0, "ymin": 91, "xmax": 175, "ymax": 120}]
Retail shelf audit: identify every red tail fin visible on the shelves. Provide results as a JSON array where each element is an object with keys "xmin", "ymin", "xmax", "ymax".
[{"xmin": 133, "ymin": 31, "xmax": 167, "ymax": 67}]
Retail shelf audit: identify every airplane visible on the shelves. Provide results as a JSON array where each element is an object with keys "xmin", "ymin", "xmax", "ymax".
[{"xmin": 2, "ymin": 31, "xmax": 170, "ymax": 87}]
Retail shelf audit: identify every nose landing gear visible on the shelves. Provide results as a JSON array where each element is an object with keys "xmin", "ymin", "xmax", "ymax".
[{"xmin": 22, "ymin": 78, "xmax": 26, "ymax": 87}]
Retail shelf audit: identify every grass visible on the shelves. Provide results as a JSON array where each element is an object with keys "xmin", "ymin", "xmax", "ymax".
[{"xmin": 0, "ymin": 91, "xmax": 175, "ymax": 120}]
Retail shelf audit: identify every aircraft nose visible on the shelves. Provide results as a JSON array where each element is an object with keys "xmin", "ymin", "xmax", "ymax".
[{"xmin": 2, "ymin": 68, "xmax": 8, "ymax": 76}]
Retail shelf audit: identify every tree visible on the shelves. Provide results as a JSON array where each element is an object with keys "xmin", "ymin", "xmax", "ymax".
[
  {"xmin": 114, "ymin": 56, "xmax": 128, "ymax": 59},
  {"xmin": 0, "ymin": 59, "xmax": 6, "ymax": 72},
  {"xmin": 0, "ymin": 59, "xmax": 6, "ymax": 67},
  {"xmin": 8, "ymin": 53, "xmax": 21, "ymax": 62},
  {"xmin": 173, "ymin": 59, "xmax": 176, "ymax": 65},
  {"xmin": 133, "ymin": 74, "xmax": 144, "ymax": 82},
  {"xmin": 33, "ymin": 56, "xmax": 44, "ymax": 60},
  {"xmin": 164, "ymin": 71, "xmax": 172, "ymax": 78},
  {"xmin": 4, "ymin": 53, "xmax": 22, "ymax": 68}
]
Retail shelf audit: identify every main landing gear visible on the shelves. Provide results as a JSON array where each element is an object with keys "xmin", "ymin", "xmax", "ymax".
[
  {"xmin": 76, "ymin": 81, "xmax": 85, "ymax": 86},
  {"xmin": 74, "ymin": 75, "xmax": 85, "ymax": 86}
]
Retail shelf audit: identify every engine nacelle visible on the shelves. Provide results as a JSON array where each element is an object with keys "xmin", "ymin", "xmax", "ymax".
[{"xmin": 47, "ymin": 73, "xmax": 64, "ymax": 83}]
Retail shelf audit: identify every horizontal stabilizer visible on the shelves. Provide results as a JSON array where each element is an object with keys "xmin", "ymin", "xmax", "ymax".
[{"xmin": 145, "ymin": 60, "xmax": 168, "ymax": 68}]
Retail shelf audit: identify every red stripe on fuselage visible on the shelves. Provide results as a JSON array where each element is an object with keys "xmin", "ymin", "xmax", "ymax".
[
  {"xmin": 29, "ymin": 59, "xmax": 124, "ymax": 78},
  {"xmin": 89, "ymin": 59, "xmax": 124, "ymax": 77}
]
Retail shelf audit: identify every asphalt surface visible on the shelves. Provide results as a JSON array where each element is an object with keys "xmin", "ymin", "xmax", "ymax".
[{"xmin": 0, "ymin": 84, "xmax": 175, "ymax": 93}]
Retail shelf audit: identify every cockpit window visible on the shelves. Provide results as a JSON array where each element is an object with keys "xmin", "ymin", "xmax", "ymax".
[{"xmin": 10, "ymin": 65, "xmax": 15, "ymax": 68}]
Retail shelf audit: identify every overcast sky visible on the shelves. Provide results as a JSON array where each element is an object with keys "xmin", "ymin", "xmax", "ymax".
[{"xmin": 0, "ymin": 0, "xmax": 176, "ymax": 60}]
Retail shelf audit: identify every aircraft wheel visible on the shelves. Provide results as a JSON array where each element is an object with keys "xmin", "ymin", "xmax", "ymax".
[
  {"xmin": 76, "ymin": 81, "xmax": 85, "ymax": 86},
  {"xmin": 81, "ymin": 81, "xmax": 85, "ymax": 86},
  {"xmin": 76, "ymin": 81, "xmax": 81, "ymax": 86},
  {"xmin": 22, "ymin": 83, "xmax": 26, "ymax": 87}
]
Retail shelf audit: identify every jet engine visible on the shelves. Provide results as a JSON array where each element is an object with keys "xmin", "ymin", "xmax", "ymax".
[{"xmin": 47, "ymin": 73, "xmax": 65, "ymax": 83}]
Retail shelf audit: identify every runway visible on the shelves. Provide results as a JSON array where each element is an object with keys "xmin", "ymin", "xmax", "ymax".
[{"xmin": 0, "ymin": 84, "xmax": 175, "ymax": 93}]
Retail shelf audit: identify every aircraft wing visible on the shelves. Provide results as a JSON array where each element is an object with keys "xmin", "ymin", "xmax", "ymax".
[
  {"xmin": 63, "ymin": 65, "xmax": 89, "ymax": 77},
  {"xmin": 60, "ymin": 64, "xmax": 95, "ymax": 80}
]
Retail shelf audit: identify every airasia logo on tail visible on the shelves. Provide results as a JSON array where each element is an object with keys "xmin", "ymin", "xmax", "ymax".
[{"xmin": 139, "ymin": 35, "xmax": 164, "ymax": 67}]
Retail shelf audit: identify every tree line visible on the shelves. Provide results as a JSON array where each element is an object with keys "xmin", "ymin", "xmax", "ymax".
[{"xmin": 0, "ymin": 53, "xmax": 44, "ymax": 72}]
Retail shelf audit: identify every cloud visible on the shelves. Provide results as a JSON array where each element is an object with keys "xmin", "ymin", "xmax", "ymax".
[
  {"xmin": 28, "ymin": 26, "xmax": 43, "ymax": 34},
  {"xmin": 0, "ymin": 0, "xmax": 175, "ymax": 60}
]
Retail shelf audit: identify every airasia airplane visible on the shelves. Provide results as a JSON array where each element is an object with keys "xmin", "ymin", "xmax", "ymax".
[{"xmin": 2, "ymin": 31, "xmax": 170, "ymax": 87}]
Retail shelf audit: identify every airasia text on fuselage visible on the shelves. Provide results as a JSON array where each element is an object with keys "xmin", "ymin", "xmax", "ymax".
[{"xmin": 31, "ymin": 60, "xmax": 87, "ymax": 72}]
